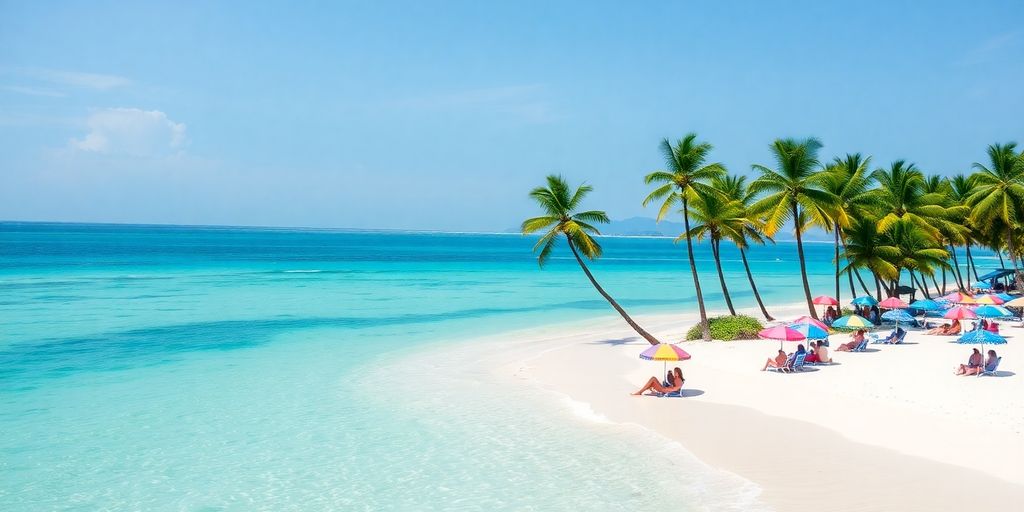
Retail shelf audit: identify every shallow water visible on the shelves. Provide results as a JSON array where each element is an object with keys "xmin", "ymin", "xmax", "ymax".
[{"xmin": 0, "ymin": 222, "xmax": 985, "ymax": 510}]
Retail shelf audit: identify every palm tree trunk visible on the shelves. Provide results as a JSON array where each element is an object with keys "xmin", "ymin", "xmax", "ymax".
[
  {"xmin": 949, "ymin": 243, "xmax": 966, "ymax": 291},
  {"xmin": 833, "ymin": 223, "xmax": 841, "ymax": 303},
  {"xmin": 740, "ymin": 247, "xmax": 774, "ymax": 321},
  {"xmin": 840, "ymin": 239, "xmax": 871, "ymax": 296},
  {"xmin": 912, "ymin": 271, "xmax": 932, "ymax": 299},
  {"xmin": 965, "ymin": 244, "xmax": 980, "ymax": 282},
  {"xmin": 941, "ymin": 266, "xmax": 948, "ymax": 294},
  {"xmin": 711, "ymin": 239, "xmax": 736, "ymax": 315},
  {"xmin": 566, "ymin": 239, "xmax": 661, "ymax": 345},
  {"xmin": 997, "ymin": 248, "xmax": 1005, "ymax": 269},
  {"xmin": 930, "ymin": 273, "xmax": 941, "ymax": 298},
  {"xmin": 874, "ymin": 272, "xmax": 883, "ymax": 299},
  {"xmin": 1007, "ymin": 231, "xmax": 1019, "ymax": 272},
  {"xmin": 791, "ymin": 202, "xmax": 817, "ymax": 319},
  {"xmin": 682, "ymin": 196, "xmax": 712, "ymax": 341}
]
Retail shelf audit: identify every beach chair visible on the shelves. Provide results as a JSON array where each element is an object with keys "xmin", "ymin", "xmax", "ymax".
[
  {"xmin": 979, "ymin": 357, "xmax": 1002, "ymax": 377},
  {"xmin": 767, "ymin": 353, "xmax": 797, "ymax": 373},
  {"xmin": 851, "ymin": 339, "xmax": 869, "ymax": 352},
  {"xmin": 791, "ymin": 352, "xmax": 808, "ymax": 371}
]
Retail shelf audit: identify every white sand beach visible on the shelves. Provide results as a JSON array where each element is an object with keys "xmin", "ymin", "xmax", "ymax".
[{"xmin": 427, "ymin": 303, "xmax": 1024, "ymax": 511}]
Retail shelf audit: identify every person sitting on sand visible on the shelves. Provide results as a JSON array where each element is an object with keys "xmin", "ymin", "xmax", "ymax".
[
  {"xmin": 805, "ymin": 341, "xmax": 819, "ymax": 363},
  {"xmin": 633, "ymin": 367, "xmax": 683, "ymax": 395},
  {"xmin": 954, "ymin": 348, "xmax": 983, "ymax": 375},
  {"xmin": 823, "ymin": 307, "xmax": 837, "ymax": 325},
  {"xmin": 945, "ymin": 319, "xmax": 961, "ymax": 335},
  {"xmin": 986, "ymin": 321, "xmax": 999, "ymax": 334},
  {"xmin": 761, "ymin": 349, "xmax": 789, "ymax": 371},
  {"xmin": 837, "ymin": 329, "xmax": 865, "ymax": 352},
  {"xmin": 814, "ymin": 341, "xmax": 831, "ymax": 363}
]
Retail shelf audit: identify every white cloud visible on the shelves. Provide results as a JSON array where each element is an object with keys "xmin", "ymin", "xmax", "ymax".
[
  {"xmin": 69, "ymin": 108, "xmax": 187, "ymax": 156},
  {"xmin": 30, "ymin": 68, "xmax": 132, "ymax": 90},
  {"xmin": 3, "ymin": 85, "xmax": 67, "ymax": 97}
]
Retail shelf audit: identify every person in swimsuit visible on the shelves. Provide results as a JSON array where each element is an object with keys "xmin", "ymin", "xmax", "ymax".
[
  {"xmin": 955, "ymin": 348, "xmax": 983, "ymax": 375},
  {"xmin": 762, "ymin": 349, "xmax": 788, "ymax": 371},
  {"xmin": 837, "ymin": 329, "xmax": 865, "ymax": 351},
  {"xmin": 633, "ymin": 367, "xmax": 683, "ymax": 395}
]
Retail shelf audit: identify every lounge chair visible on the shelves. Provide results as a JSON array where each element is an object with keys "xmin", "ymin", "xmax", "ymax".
[
  {"xmin": 791, "ymin": 352, "xmax": 808, "ymax": 371},
  {"xmin": 767, "ymin": 353, "xmax": 797, "ymax": 373},
  {"xmin": 851, "ymin": 339, "xmax": 869, "ymax": 352},
  {"xmin": 979, "ymin": 357, "xmax": 1002, "ymax": 377}
]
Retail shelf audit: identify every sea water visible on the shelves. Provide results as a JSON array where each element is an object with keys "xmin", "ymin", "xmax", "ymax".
[{"xmin": 0, "ymin": 222, "xmax": 960, "ymax": 510}]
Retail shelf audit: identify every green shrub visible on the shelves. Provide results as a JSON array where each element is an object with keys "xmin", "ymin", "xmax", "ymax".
[{"xmin": 685, "ymin": 315, "xmax": 764, "ymax": 341}]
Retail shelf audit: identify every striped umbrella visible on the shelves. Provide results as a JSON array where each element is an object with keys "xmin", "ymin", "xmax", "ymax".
[
  {"xmin": 943, "ymin": 291, "xmax": 973, "ymax": 303},
  {"xmin": 878, "ymin": 297, "xmax": 909, "ymax": 309},
  {"xmin": 944, "ymin": 306, "xmax": 978, "ymax": 320},
  {"xmin": 974, "ymin": 294, "xmax": 1005, "ymax": 305},
  {"xmin": 995, "ymin": 293, "xmax": 1014, "ymax": 302},
  {"xmin": 759, "ymin": 324, "xmax": 807, "ymax": 350},
  {"xmin": 958, "ymin": 296, "xmax": 978, "ymax": 305},
  {"xmin": 792, "ymin": 315, "xmax": 829, "ymax": 330},
  {"xmin": 1004, "ymin": 297, "xmax": 1024, "ymax": 308},
  {"xmin": 639, "ymin": 343, "xmax": 692, "ymax": 375},
  {"xmin": 787, "ymin": 321, "xmax": 829, "ymax": 340},
  {"xmin": 831, "ymin": 314, "xmax": 874, "ymax": 330}
]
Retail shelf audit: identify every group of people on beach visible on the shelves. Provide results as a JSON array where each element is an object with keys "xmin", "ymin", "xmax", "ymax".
[
  {"xmin": 760, "ymin": 340, "xmax": 832, "ymax": 371},
  {"xmin": 954, "ymin": 348, "xmax": 1000, "ymax": 376},
  {"xmin": 632, "ymin": 366, "xmax": 684, "ymax": 396}
]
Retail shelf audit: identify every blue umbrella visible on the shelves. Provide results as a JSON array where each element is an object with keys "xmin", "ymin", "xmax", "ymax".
[
  {"xmin": 787, "ymin": 321, "xmax": 829, "ymax": 340},
  {"xmin": 909, "ymin": 299, "xmax": 941, "ymax": 311},
  {"xmin": 996, "ymin": 293, "xmax": 1014, "ymax": 302},
  {"xmin": 851, "ymin": 295, "xmax": 879, "ymax": 306},
  {"xmin": 957, "ymin": 329, "xmax": 1007, "ymax": 345},
  {"xmin": 974, "ymin": 305, "xmax": 1013, "ymax": 318},
  {"xmin": 881, "ymin": 309, "xmax": 915, "ymax": 322},
  {"xmin": 972, "ymin": 281, "xmax": 993, "ymax": 290}
]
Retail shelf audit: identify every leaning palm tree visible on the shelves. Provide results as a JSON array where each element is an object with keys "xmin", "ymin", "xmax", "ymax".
[
  {"xmin": 882, "ymin": 219, "xmax": 950, "ymax": 299},
  {"xmin": 968, "ymin": 142, "xmax": 1024, "ymax": 273},
  {"xmin": 750, "ymin": 137, "xmax": 833, "ymax": 318},
  {"xmin": 841, "ymin": 217, "xmax": 900, "ymax": 299},
  {"xmin": 716, "ymin": 174, "xmax": 775, "ymax": 321},
  {"xmin": 643, "ymin": 134, "xmax": 726, "ymax": 341},
  {"xmin": 684, "ymin": 179, "xmax": 741, "ymax": 315},
  {"xmin": 523, "ymin": 175, "xmax": 662, "ymax": 345}
]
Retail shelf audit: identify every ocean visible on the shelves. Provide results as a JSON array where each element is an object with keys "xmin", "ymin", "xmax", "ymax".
[{"xmin": 0, "ymin": 222, "xmax": 988, "ymax": 510}]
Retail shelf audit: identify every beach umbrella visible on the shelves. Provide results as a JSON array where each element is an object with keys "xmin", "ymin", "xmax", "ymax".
[
  {"xmin": 943, "ymin": 291, "xmax": 973, "ymax": 303},
  {"xmin": 1004, "ymin": 297, "xmax": 1024, "ymax": 308},
  {"xmin": 995, "ymin": 293, "xmax": 1014, "ymax": 302},
  {"xmin": 792, "ymin": 315, "xmax": 829, "ymax": 331},
  {"xmin": 758, "ymin": 324, "xmax": 807, "ymax": 350},
  {"xmin": 974, "ymin": 294, "xmax": 1005, "ymax": 305},
  {"xmin": 944, "ymin": 306, "xmax": 978, "ymax": 320},
  {"xmin": 958, "ymin": 295, "xmax": 978, "ymax": 305},
  {"xmin": 812, "ymin": 295, "xmax": 839, "ymax": 306},
  {"xmin": 878, "ymin": 297, "xmax": 909, "ymax": 309},
  {"xmin": 850, "ymin": 295, "xmax": 878, "ymax": 306},
  {"xmin": 831, "ymin": 314, "xmax": 874, "ymax": 330},
  {"xmin": 972, "ymin": 281, "xmax": 993, "ymax": 290},
  {"xmin": 639, "ymin": 343, "xmax": 692, "ymax": 375},
  {"xmin": 881, "ymin": 309, "xmax": 915, "ymax": 328},
  {"xmin": 957, "ymin": 329, "xmax": 1007, "ymax": 360},
  {"xmin": 909, "ymin": 299, "xmax": 941, "ymax": 311},
  {"xmin": 787, "ymin": 321, "xmax": 829, "ymax": 340},
  {"xmin": 973, "ymin": 305, "xmax": 1013, "ymax": 318}
]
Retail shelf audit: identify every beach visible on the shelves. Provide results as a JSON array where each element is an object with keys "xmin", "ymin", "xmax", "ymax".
[{"xmin": 402, "ymin": 303, "xmax": 1024, "ymax": 511}]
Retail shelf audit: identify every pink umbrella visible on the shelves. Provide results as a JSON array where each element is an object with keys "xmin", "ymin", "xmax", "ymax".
[
  {"xmin": 943, "ymin": 291, "xmax": 973, "ymax": 303},
  {"xmin": 944, "ymin": 306, "xmax": 978, "ymax": 320},
  {"xmin": 878, "ymin": 297, "xmax": 909, "ymax": 309},
  {"xmin": 792, "ymin": 315, "xmax": 829, "ymax": 331},
  {"xmin": 759, "ymin": 324, "xmax": 807, "ymax": 349},
  {"xmin": 974, "ymin": 294, "xmax": 1005, "ymax": 305},
  {"xmin": 812, "ymin": 295, "xmax": 839, "ymax": 306}
]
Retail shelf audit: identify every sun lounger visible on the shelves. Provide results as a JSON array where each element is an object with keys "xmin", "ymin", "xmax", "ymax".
[
  {"xmin": 979, "ymin": 357, "xmax": 1002, "ymax": 377},
  {"xmin": 851, "ymin": 339, "xmax": 869, "ymax": 352},
  {"xmin": 871, "ymin": 328, "xmax": 906, "ymax": 344},
  {"xmin": 791, "ymin": 352, "xmax": 808, "ymax": 371},
  {"xmin": 767, "ymin": 353, "xmax": 797, "ymax": 373}
]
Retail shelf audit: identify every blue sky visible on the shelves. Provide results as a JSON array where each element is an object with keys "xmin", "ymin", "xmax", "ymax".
[{"xmin": 1, "ymin": 0, "xmax": 1022, "ymax": 231}]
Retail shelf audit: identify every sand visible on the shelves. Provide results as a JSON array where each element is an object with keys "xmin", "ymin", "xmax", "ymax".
[{"xmin": 440, "ymin": 302, "xmax": 1024, "ymax": 511}]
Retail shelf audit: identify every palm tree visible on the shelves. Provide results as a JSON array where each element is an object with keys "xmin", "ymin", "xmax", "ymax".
[
  {"xmin": 523, "ymin": 175, "xmax": 662, "ymax": 345},
  {"xmin": 816, "ymin": 154, "xmax": 875, "ymax": 301},
  {"xmin": 841, "ymin": 217, "xmax": 900, "ymax": 298},
  {"xmin": 870, "ymin": 160, "xmax": 960, "ymax": 241},
  {"xmin": 883, "ymin": 220, "xmax": 950, "ymax": 299},
  {"xmin": 943, "ymin": 174, "xmax": 976, "ymax": 291},
  {"xmin": 643, "ymin": 134, "xmax": 726, "ymax": 341},
  {"xmin": 968, "ymin": 142, "xmax": 1024, "ymax": 273},
  {"xmin": 716, "ymin": 175, "xmax": 775, "ymax": 321},
  {"xmin": 750, "ymin": 137, "xmax": 833, "ymax": 318},
  {"xmin": 685, "ymin": 177, "xmax": 741, "ymax": 315}
]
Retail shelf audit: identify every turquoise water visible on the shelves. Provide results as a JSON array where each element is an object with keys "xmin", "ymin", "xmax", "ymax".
[{"xmin": 0, "ymin": 222, "xmax": 988, "ymax": 510}]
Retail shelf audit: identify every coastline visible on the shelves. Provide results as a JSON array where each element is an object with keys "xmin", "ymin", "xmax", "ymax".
[{"xmin": 409, "ymin": 302, "xmax": 1024, "ymax": 510}]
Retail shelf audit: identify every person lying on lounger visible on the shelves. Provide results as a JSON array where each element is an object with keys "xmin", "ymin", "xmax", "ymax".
[
  {"xmin": 954, "ymin": 348, "xmax": 983, "ymax": 375},
  {"xmin": 927, "ymin": 320, "xmax": 955, "ymax": 335},
  {"xmin": 836, "ymin": 329, "xmax": 865, "ymax": 351},
  {"xmin": 633, "ymin": 367, "xmax": 683, "ymax": 395},
  {"xmin": 761, "ymin": 349, "xmax": 789, "ymax": 371}
]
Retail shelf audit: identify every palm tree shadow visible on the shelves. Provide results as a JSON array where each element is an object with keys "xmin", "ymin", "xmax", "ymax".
[
  {"xmin": 679, "ymin": 389, "xmax": 705, "ymax": 397},
  {"xmin": 984, "ymin": 371, "xmax": 1016, "ymax": 377},
  {"xmin": 587, "ymin": 337, "xmax": 642, "ymax": 346}
]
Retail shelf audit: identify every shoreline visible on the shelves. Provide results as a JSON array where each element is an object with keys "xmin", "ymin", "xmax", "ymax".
[{"xmin": 416, "ymin": 302, "xmax": 1024, "ymax": 510}]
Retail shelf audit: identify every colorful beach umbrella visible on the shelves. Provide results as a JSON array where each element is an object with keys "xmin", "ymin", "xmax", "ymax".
[
  {"xmin": 831, "ymin": 314, "xmax": 874, "ymax": 330},
  {"xmin": 792, "ymin": 315, "xmax": 829, "ymax": 331},
  {"xmin": 909, "ymin": 299, "xmax": 941, "ymax": 311},
  {"xmin": 881, "ymin": 309, "xmax": 915, "ymax": 323},
  {"xmin": 943, "ymin": 291, "xmax": 973, "ymax": 303},
  {"xmin": 639, "ymin": 343, "xmax": 692, "ymax": 374},
  {"xmin": 944, "ymin": 306, "xmax": 978, "ymax": 320},
  {"xmin": 787, "ymin": 321, "xmax": 829, "ymax": 340},
  {"xmin": 878, "ymin": 297, "xmax": 909, "ymax": 309},
  {"xmin": 1004, "ymin": 297, "xmax": 1024, "ymax": 308},
  {"xmin": 973, "ymin": 305, "xmax": 1013, "ymax": 318},
  {"xmin": 974, "ymin": 294, "xmax": 1005, "ymax": 305},
  {"xmin": 995, "ymin": 293, "xmax": 1014, "ymax": 302},
  {"xmin": 812, "ymin": 295, "xmax": 839, "ymax": 306},
  {"xmin": 850, "ymin": 295, "xmax": 879, "ymax": 306},
  {"xmin": 957, "ymin": 296, "xmax": 978, "ymax": 305},
  {"xmin": 759, "ymin": 324, "xmax": 807, "ymax": 350}
]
